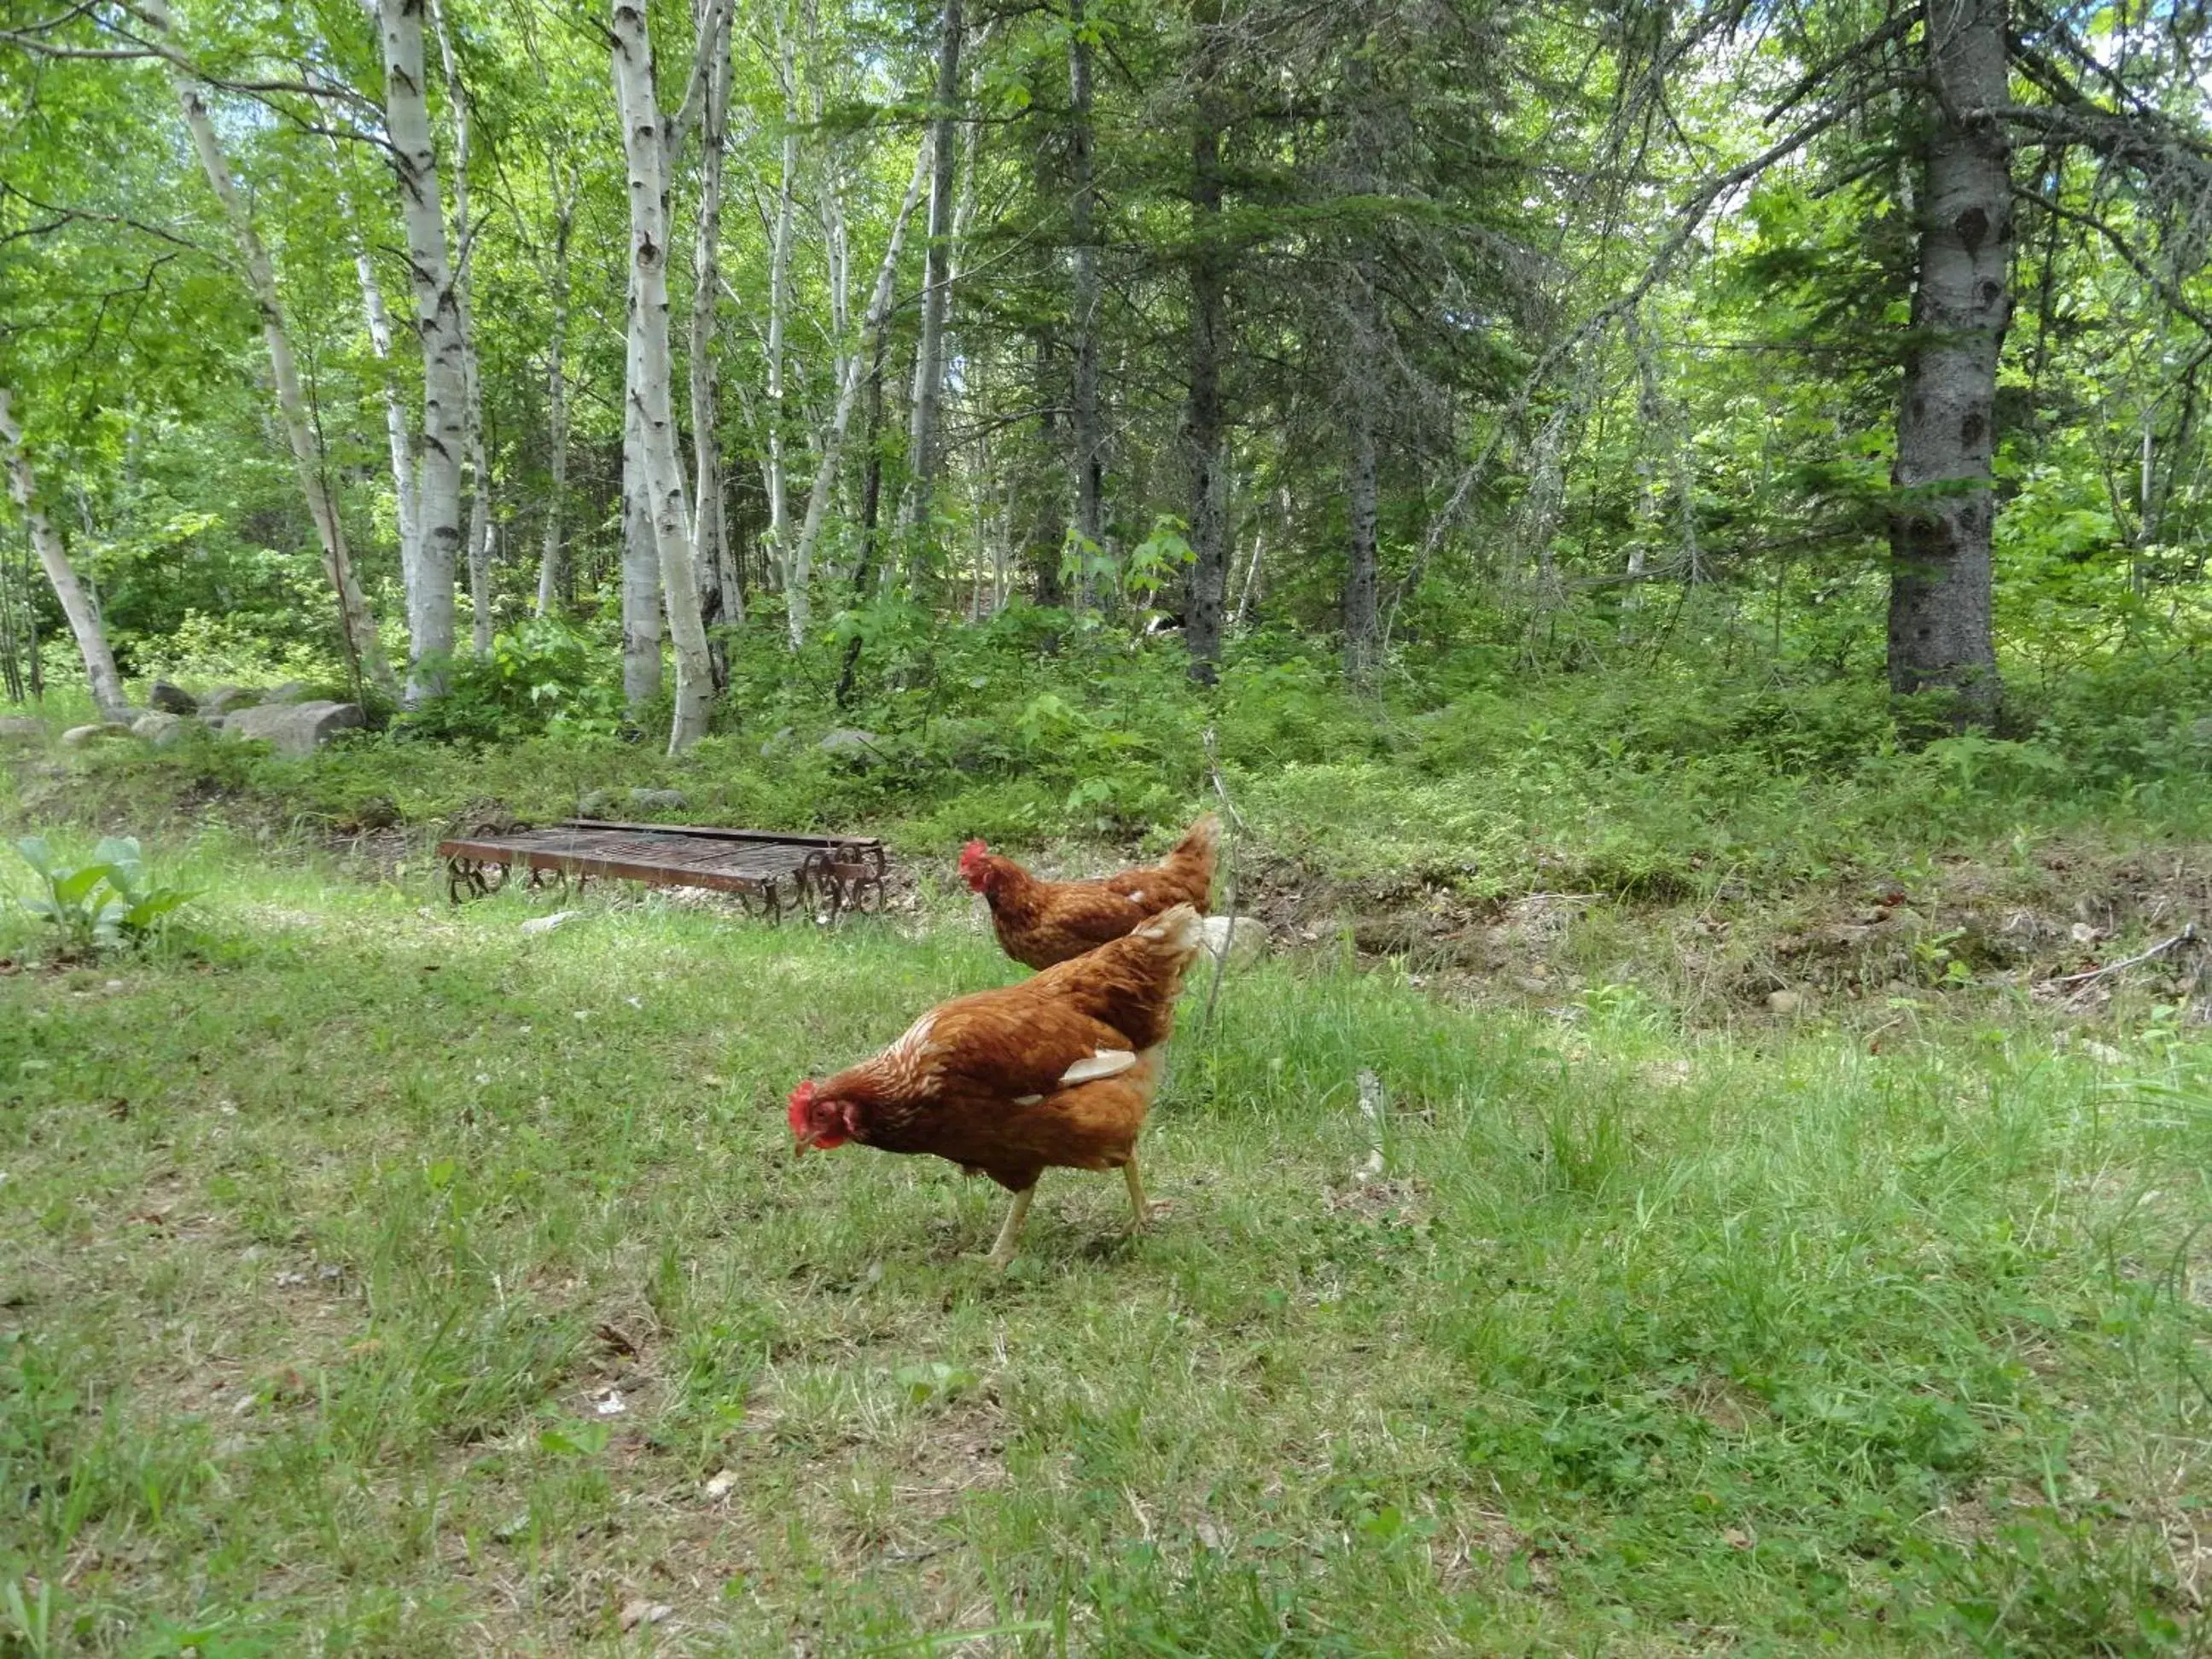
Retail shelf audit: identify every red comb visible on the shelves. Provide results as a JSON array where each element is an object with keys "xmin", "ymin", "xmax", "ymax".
[{"xmin": 787, "ymin": 1080, "xmax": 816, "ymax": 1138}]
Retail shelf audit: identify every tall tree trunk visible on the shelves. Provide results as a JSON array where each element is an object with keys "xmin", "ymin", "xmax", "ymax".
[
  {"xmin": 1181, "ymin": 1, "xmax": 1229, "ymax": 680},
  {"xmin": 535, "ymin": 195, "xmax": 573, "ymax": 615},
  {"xmin": 0, "ymin": 387, "xmax": 131, "ymax": 723},
  {"xmin": 378, "ymin": 0, "xmax": 465, "ymax": 703},
  {"xmin": 432, "ymin": 0, "xmax": 495, "ymax": 657},
  {"xmin": 148, "ymin": 3, "xmax": 398, "ymax": 702},
  {"xmin": 1344, "ymin": 399, "xmax": 1380, "ymax": 686},
  {"xmin": 611, "ymin": 0, "xmax": 714, "ymax": 753},
  {"xmin": 620, "ymin": 428, "xmax": 663, "ymax": 716},
  {"xmin": 903, "ymin": 0, "xmax": 963, "ymax": 538},
  {"xmin": 1888, "ymin": 0, "xmax": 2011, "ymax": 723},
  {"xmin": 352, "ymin": 236, "xmax": 419, "ymax": 617},
  {"xmin": 834, "ymin": 351, "xmax": 888, "ymax": 707},
  {"xmin": 762, "ymin": 18, "xmax": 799, "ymax": 588},
  {"xmin": 788, "ymin": 137, "xmax": 929, "ymax": 648},
  {"xmin": 1067, "ymin": 0, "xmax": 1103, "ymax": 580},
  {"xmin": 691, "ymin": 0, "xmax": 736, "ymax": 673}
]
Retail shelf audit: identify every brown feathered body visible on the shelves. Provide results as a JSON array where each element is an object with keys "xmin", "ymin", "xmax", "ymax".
[
  {"xmin": 789, "ymin": 905, "xmax": 1206, "ymax": 1196},
  {"xmin": 960, "ymin": 813, "xmax": 1218, "ymax": 970}
]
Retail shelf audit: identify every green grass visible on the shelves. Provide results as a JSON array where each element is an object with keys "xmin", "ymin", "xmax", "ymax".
[{"xmin": 2, "ymin": 841, "xmax": 2209, "ymax": 1655}]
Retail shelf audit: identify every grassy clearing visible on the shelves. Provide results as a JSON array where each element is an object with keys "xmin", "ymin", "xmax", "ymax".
[{"xmin": 2, "ymin": 841, "xmax": 2209, "ymax": 1655}]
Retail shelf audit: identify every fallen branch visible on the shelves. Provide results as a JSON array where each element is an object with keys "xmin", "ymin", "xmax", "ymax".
[{"xmin": 2042, "ymin": 923, "xmax": 2197, "ymax": 992}]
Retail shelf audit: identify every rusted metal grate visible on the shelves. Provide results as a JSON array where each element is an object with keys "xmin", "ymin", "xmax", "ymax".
[{"xmin": 434, "ymin": 818, "xmax": 888, "ymax": 921}]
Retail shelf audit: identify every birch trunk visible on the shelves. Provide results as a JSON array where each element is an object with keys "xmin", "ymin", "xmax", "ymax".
[
  {"xmin": 433, "ymin": 0, "xmax": 494, "ymax": 657},
  {"xmin": 1182, "ymin": 1, "xmax": 1229, "ymax": 679},
  {"xmin": 786, "ymin": 137, "xmax": 928, "ymax": 648},
  {"xmin": 535, "ymin": 195, "xmax": 573, "ymax": 615},
  {"xmin": 611, "ymin": 0, "xmax": 713, "ymax": 752},
  {"xmin": 1887, "ymin": 0, "xmax": 2011, "ymax": 723},
  {"xmin": 1067, "ymin": 0, "xmax": 1103, "ymax": 573},
  {"xmin": 620, "ymin": 445, "xmax": 662, "ymax": 715},
  {"xmin": 903, "ymin": 0, "xmax": 963, "ymax": 535},
  {"xmin": 691, "ymin": 0, "xmax": 737, "ymax": 666},
  {"xmin": 353, "ymin": 237, "xmax": 418, "ymax": 611},
  {"xmin": 148, "ymin": 2, "xmax": 397, "ymax": 701},
  {"xmin": 762, "ymin": 20, "xmax": 799, "ymax": 581},
  {"xmin": 0, "ymin": 387, "xmax": 131, "ymax": 723},
  {"xmin": 377, "ymin": 0, "xmax": 466, "ymax": 702}
]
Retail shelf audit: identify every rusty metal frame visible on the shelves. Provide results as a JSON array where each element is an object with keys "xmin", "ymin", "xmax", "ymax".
[{"xmin": 434, "ymin": 818, "xmax": 888, "ymax": 923}]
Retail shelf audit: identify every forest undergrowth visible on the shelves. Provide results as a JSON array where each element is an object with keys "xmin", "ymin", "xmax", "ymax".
[{"xmin": 2, "ymin": 653, "xmax": 2211, "ymax": 1653}]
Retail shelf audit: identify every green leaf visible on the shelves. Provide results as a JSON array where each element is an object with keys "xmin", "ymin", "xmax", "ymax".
[
  {"xmin": 14, "ymin": 837, "xmax": 53, "ymax": 878},
  {"xmin": 121, "ymin": 888, "xmax": 195, "ymax": 929},
  {"xmin": 51, "ymin": 864, "xmax": 114, "ymax": 907}
]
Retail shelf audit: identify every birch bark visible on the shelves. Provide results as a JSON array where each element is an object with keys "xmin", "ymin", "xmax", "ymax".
[
  {"xmin": 377, "ymin": 0, "xmax": 466, "ymax": 702},
  {"xmin": 762, "ymin": 17, "xmax": 799, "ymax": 583},
  {"xmin": 786, "ymin": 137, "xmax": 928, "ymax": 647},
  {"xmin": 611, "ymin": 0, "xmax": 714, "ymax": 751},
  {"xmin": 535, "ymin": 189, "xmax": 573, "ymax": 615},
  {"xmin": 432, "ymin": 0, "xmax": 495, "ymax": 656},
  {"xmin": 145, "ymin": 0, "xmax": 398, "ymax": 701},
  {"xmin": 690, "ymin": 0, "xmax": 737, "ymax": 657},
  {"xmin": 902, "ymin": 0, "xmax": 963, "ymax": 535},
  {"xmin": 0, "ymin": 387, "xmax": 131, "ymax": 724}
]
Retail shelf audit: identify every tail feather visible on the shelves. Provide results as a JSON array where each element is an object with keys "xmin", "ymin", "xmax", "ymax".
[
  {"xmin": 1134, "ymin": 901, "xmax": 1206, "ymax": 962},
  {"xmin": 1170, "ymin": 812, "xmax": 1220, "ymax": 864}
]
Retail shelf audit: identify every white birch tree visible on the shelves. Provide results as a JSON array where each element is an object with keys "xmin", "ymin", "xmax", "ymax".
[
  {"xmin": 784, "ymin": 136, "xmax": 928, "ymax": 646},
  {"xmin": 377, "ymin": 0, "xmax": 466, "ymax": 703},
  {"xmin": 431, "ymin": 0, "xmax": 494, "ymax": 657},
  {"xmin": 0, "ymin": 387, "xmax": 131, "ymax": 724},
  {"xmin": 140, "ymin": 0, "xmax": 399, "ymax": 701},
  {"xmin": 610, "ymin": 0, "xmax": 716, "ymax": 751}
]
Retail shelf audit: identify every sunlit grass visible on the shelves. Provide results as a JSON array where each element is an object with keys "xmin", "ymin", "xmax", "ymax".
[{"xmin": 1, "ymin": 847, "xmax": 2207, "ymax": 1653}]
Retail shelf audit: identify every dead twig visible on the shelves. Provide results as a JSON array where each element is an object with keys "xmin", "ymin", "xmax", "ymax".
[{"xmin": 2042, "ymin": 923, "xmax": 2197, "ymax": 996}]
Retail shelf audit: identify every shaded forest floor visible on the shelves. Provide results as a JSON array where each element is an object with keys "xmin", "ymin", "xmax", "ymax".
[{"xmin": 3, "ymin": 680, "xmax": 2211, "ymax": 1653}]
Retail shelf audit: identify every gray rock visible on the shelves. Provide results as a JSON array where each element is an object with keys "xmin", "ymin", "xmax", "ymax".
[
  {"xmin": 819, "ymin": 728, "xmax": 882, "ymax": 762},
  {"xmin": 0, "ymin": 716, "xmax": 44, "ymax": 742},
  {"xmin": 627, "ymin": 787, "xmax": 689, "ymax": 812},
  {"xmin": 220, "ymin": 700, "xmax": 364, "ymax": 756},
  {"xmin": 1199, "ymin": 914, "xmax": 1268, "ymax": 965},
  {"xmin": 148, "ymin": 680, "xmax": 196, "ymax": 714},
  {"xmin": 197, "ymin": 685, "xmax": 255, "ymax": 716},
  {"xmin": 577, "ymin": 789, "xmax": 619, "ymax": 818},
  {"xmin": 61, "ymin": 722, "xmax": 135, "ymax": 748},
  {"xmin": 760, "ymin": 725, "xmax": 797, "ymax": 759},
  {"xmin": 260, "ymin": 680, "xmax": 311, "ymax": 705},
  {"xmin": 1767, "ymin": 989, "xmax": 1804, "ymax": 1016},
  {"xmin": 132, "ymin": 711, "xmax": 194, "ymax": 749}
]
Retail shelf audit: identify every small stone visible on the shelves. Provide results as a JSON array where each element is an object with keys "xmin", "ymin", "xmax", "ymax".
[
  {"xmin": 704, "ymin": 1469, "xmax": 739, "ymax": 1499},
  {"xmin": 61, "ymin": 722, "xmax": 134, "ymax": 748},
  {"xmin": 760, "ymin": 725, "xmax": 796, "ymax": 759},
  {"xmin": 520, "ymin": 911, "xmax": 579, "ymax": 936},
  {"xmin": 1767, "ymin": 990, "xmax": 1803, "ymax": 1016},
  {"xmin": 619, "ymin": 1600, "xmax": 671, "ymax": 1633},
  {"xmin": 148, "ymin": 680, "xmax": 196, "ymax": 714},
  {"xmin": 1199, "ymin": 914, "xmax": 1267, "ymax": 964},
  {"xmin": 576, "ymin": 789, "xmax": 618, "ymax": 818},
  {"xmin": 626, "ymin": 787, "xmax": 689, "ymax": 812},
  {"xmin": 819, "ymin": 727, "xmax": 882, "ymax": 763},
  {"xmin": 196, "ymin": 685, "xmax": 254, "ymax": 716},
  {"xmin": 132, "ymin": 711, "xmax": 192, "ymax": 749},
  {"xmin": 219, "ymin": 700, "xmax": 364, "ymax": 756}
]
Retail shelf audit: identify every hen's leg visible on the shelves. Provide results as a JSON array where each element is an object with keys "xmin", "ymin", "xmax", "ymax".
[
  {"xmin": 1123, "ymin": 1157, "xmax": 1148, "ymax": 1230},
  {"xmin": 984, "ymin": 1186, "xmax": 1035, "ymax": 1270}
]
